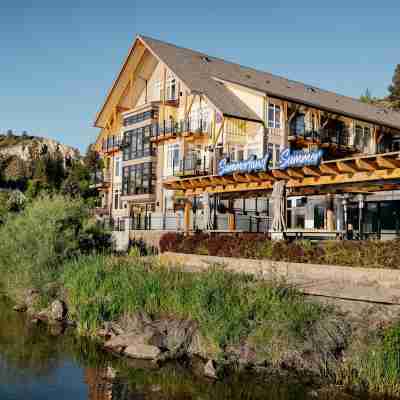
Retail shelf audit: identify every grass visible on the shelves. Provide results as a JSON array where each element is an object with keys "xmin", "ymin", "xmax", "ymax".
[
  {"xmin": 338, "ymin": 323, "xmax": 400, "ymax": 396},
  {"xmin": 62, "ymin": 254, "xmax": 328, "ymax": 353}
]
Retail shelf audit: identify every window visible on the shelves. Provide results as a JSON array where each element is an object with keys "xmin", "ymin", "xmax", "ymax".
[
  {"xmin": 290, "ymin": 113, "xmax": 305, "ymax": 136},
  {"xmin": 115, "ymin": 157, "xmax": 121, "ymax": 177},
  {"xmin": 166, "ymin": 73, "xmax": 177, "ymax": 101},
  {"xmin": 122, "ymin": 162, "xmax": 155, "ymax": 196},
  {"xmin": 354, "ymin": 124, "xmax": 371, "ymax": 152},
  {"xmin": 166, "ymin": 143, "xmax": 180, "ymax": 176},
  {"xmin": 123, "ymin": 125, "xmax": 154, "ymax": 161},
  {"xmin": 267, "ymin": 103, "xmax": 281, "ymax": 129},
  {"xmin": 123, "ymin": 110, "xmax": 155, "ymax": 127},
  {"xmin": 114, "ymin": 190, "xmax": 120, "ymax": 209}
]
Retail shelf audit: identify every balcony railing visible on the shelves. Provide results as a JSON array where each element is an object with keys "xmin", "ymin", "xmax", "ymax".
[
  {"xmin": 151, "ymin": 118, "xmax": 211, "ymax": 141},
  {"xmin": 172, "ymin": 154, "xmax": 210, "ymax": 177},
  {"xmin": 289, "ymin": 128, "xmax": 351, "ymax": 147},
  {"xmin": 101, "ymin": 137, "xmax": 120, "ymax": 153}
]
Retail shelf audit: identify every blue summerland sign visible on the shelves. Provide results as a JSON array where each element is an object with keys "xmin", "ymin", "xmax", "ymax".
[
  {"xmin": 218, "ymin": 148, "xmax": 323, "ymax": 176},
  {"xmin": 218, "ymin": 154, "xmax": 270, "ymax": 176},
  {"xmin": 279, "ymin": 148, "xmax": 324, "ymax": 169}
]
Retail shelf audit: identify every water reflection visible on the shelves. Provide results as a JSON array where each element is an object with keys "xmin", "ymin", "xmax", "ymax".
[{"xmin": 0, "ymin": 296, "xmax": 377, "ymax": 400}]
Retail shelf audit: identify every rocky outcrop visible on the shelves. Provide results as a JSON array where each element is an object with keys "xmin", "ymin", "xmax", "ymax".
[{"xmin": 0, "ymin": 136, "xmax": 79, "ymax": 163}]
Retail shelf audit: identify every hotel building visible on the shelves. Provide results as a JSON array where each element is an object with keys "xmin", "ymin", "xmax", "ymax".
[{"xmin": 93, "ymin": 35, "xmax": 400, "ymax": 239}]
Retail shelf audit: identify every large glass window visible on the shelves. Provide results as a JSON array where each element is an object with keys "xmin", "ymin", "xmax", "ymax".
[
  {"xmin": 122, "ymin": 162, "xmax": 155, "ymax": 196},
  {"xmin": 267, "ymin": 103, "xmax": 281, "ymax": 129},
  {"xmin": 123, "ymin": 110, "xmax": 155, "ymax": 127},
  {"xmin": 123, "ymin": 125, "xmax": 154, "ymax": 161}
]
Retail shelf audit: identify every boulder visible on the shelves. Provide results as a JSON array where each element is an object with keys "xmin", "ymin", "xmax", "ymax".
[
  {"xmin": 118, "ymin": 311, "xmax": 152, "ymax": 333},
  {"xmin": 124, "ymin": 344, "xmax": 161, "ymax": 360},
  {"xmin": 104, "ymin": 325, "xmax": 163, "ymax": 353},
  {"xmin": 50, "ymin": 300, "xmax": 67, "ymax": 321},
  {"xmin": 152, "ymin": 318, "xmax": 198, "ymax": 356},
  {"xmin": 13, "ymin": 304, "xmax": 27, "ymax": 312},
  {"xmin": 204, "ymin": 359, "xmax": 218, "ymax": 379}
]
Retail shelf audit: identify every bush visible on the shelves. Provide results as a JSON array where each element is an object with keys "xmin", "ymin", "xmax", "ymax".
[
  {"xmin": 0, "ymin": 195, "xmax": 110, "ymax": 296},
  {"xmin": 159, "ymin": 233, "xmax": 400, "ymax": 269}
]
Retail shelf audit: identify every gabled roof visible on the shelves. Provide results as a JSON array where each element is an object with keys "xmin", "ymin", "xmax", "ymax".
[
  {"xmin": 95, "ymin": 34, "xmax": 400, "ymax": 131},
  {"xmin": 139, "ymin": 35, "xmax": 400, "ymax": 130}
]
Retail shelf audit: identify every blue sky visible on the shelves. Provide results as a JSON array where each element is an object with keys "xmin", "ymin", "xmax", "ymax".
[{"xmin": 1, "ymin": 0, "xmax": 399, "ymax": 152}]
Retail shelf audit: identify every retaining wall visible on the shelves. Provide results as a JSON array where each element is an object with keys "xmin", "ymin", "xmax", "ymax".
[{"xmin": 159, "ymin": 252, "xmax": 400, "ymax": 305}]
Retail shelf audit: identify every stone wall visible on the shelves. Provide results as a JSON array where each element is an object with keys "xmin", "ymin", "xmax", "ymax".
[{"xmin": 159, "ymin": 252, "xmax": 400, "ymax": 305}]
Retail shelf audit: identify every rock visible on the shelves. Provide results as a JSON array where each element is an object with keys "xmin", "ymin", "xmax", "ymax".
[
  {"xmin": 36, "ymin": 309, "xmax": 50, "ymax": 321},
  {"xmin": 118, "ymin": 311, "xmax": 152, "ymax": 333},
  {"xmin": 124, "ymin": 344, "xmax": 161, "ymax": 360},
  {"xmin": 25, "ymin": 288, "xmax": 41, "ymax": 313},
  {"xmin": 204, "ymin": 359, "xmax": 218, "ymax": 379},
  {"xmin": 188, "ymin": 331, "xmax": 220, "ymax": 360},
  {"xmin": 13, "ymin": 304, "xmax": 27, "ymax": 312},
  {"xmin": 50, "ymin": 300, "xmax": 67, "ymax": 321},
  {"xmin": 104, "ymin": 325, "xmax": 163, "ymax": 353},
  {"xmin": 153, "ymin": 318, "xmax": 198, "ymax": 356},
  {"xmin": 225, "ymin": 343, "xmax": 260, "ymax": 366}
]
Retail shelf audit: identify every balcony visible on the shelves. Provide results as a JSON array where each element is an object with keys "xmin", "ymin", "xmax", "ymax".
[
  {"xmin": 101, "ymin": 136, "xmax": 120, "ymax": 154},
  {"xmin": 151, "ymin": 119, "xmax": 211, "ymax": 143},
  {"xmin": 90, "ymin": 170, "xmax": 111, "ymax": 188},
  {"xmin": 288, "ymin": 128, "xmax": 356, "ymax": 156},
  {"xmin": 172, "ymin": 154, "xmax": 210, "ymax": 177}
]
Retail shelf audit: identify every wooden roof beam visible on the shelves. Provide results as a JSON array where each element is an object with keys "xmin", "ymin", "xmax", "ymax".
[
  {"xmin": 287, "ymin": 168, "xmax": 304, "ymax": 179},
  {"xmin": 376, "ymin": 156, "xmax": 400, "ymax": 169},
  {"xmin": 336, "ymin": 161, "xmax": 357, "ymax": 174},
  {"xmin": 302, "ymin": 166, "xmax": 321, "ymax": 177},
  {"xmin": 355, "ymin": 158, "xmax": 376, "ymax": 172},
  {"xmin": 319, "ymin": 163, "xmax": 340, "ymax": 175},
  {"xmin": 272, "ymin": 169, "xmax": 291, "ymax": 180}
]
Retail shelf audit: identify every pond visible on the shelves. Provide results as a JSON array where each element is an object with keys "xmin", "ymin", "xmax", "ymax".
[{"xmin": 0, "ymin": 296, "xmax": 376, "ymax": 400}]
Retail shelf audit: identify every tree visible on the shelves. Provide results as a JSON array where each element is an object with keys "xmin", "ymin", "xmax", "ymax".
[
  {"xmin": 388, "ymin": 64, "xmax": 400, "ymax": 101},
  {"xmin": 360, "ymin": 88, "xmax": 374, "ymax": 104}
]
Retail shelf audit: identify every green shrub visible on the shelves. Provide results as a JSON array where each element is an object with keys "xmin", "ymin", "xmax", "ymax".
[
  {"xmin": 160, "ymin": 233, "xmax": 400, "ymax": 269},
  {"xmin": 0, "ymin": 195, "xmax": 109, "ymax": 296}
]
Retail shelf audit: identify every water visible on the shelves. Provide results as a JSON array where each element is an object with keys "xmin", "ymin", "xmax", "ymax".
[{"xmin": 0, "ymin": 297, "xmax": 373, "ymax": 400}]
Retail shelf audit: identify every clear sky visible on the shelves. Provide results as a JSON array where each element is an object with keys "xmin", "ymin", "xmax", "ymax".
[{"xmin": 1, "ymin": 0, "xmax": 399, "ymax": 152}]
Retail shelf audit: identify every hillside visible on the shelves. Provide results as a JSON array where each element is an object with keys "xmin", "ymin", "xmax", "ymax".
[{"xmin": 0, "ymin": 133, "xmax": 80, "ymax": 162}]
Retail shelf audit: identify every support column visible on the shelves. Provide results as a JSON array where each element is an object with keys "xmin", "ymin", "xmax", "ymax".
[
  {"xmin": 184, "ymin": 201, "xmax": 191, "ymax": 235},
  {"xmin": 228, "ymin": 213, "xmax": 236, "ymax": 231},
  {"xmin": 326, "ymin": 195, "xmax": 335, "ymax": 231}
]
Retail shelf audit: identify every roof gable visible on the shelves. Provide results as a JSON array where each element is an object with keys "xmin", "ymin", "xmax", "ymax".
[{"xmin": 139, "ymin": 35, "xmax": 400, "ymax": 130}]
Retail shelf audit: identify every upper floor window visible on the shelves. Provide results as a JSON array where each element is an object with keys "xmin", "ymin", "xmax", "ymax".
[
  {"xmin": 290, "ymin": 113, "xmax": 305, "ymax": 136},
  {"xmin": 354, "ymin": 124, "xmax": 371, "ymax": 152},
  {"xmin": 166, "ymin": 143, "xmax": 180, "ymax": 176},
  {"xmin": 115, "ymin": 157, "xmax": 121, "ymax": 177},
  {"xmin": 268, "ymin": 103, "xmax": 281, "ymax": 129},
  {"xmin": 166, "ymin": 77, "xmax": 177, "ymax": 100},
  {"xmin": 123, "ymin": 125, "xmax": 154, "ymax": 161}
]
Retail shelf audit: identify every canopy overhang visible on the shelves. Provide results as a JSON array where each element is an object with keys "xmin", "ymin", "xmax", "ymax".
[{"xmin": 163, "ymin": 151, "xmax": 400, "ymax": 198}]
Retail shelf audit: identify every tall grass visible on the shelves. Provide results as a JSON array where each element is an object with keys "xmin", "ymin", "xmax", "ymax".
[
  {"xmin": 0, "ymin": 195, "xmax": 87, "ymax": 296},
  {"xmin": 62, "ymin": 254, "xmax": 327, "ymax": 352}
]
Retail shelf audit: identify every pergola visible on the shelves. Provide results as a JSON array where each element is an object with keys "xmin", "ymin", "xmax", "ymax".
[{"xmin": 163, "ymin": 151, "xmax": 400, "ymax": 198}]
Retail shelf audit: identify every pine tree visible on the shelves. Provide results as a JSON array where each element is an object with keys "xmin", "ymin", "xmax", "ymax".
[{"xmin": 388, "ymin": 64, "xmax": 400, "ymax": 101}]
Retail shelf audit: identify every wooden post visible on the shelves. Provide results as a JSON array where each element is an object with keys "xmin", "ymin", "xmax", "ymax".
[
  {"xmin": 326, "ymin": 195, "xmax": 335, "ymax": 231},
  {"xmin": 184, "ymin": 201, "xmax": 191, "ymax": 235},
  {"xmin": 228, "ymin": 213, "xmax": 236, "ymax": 231}
]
